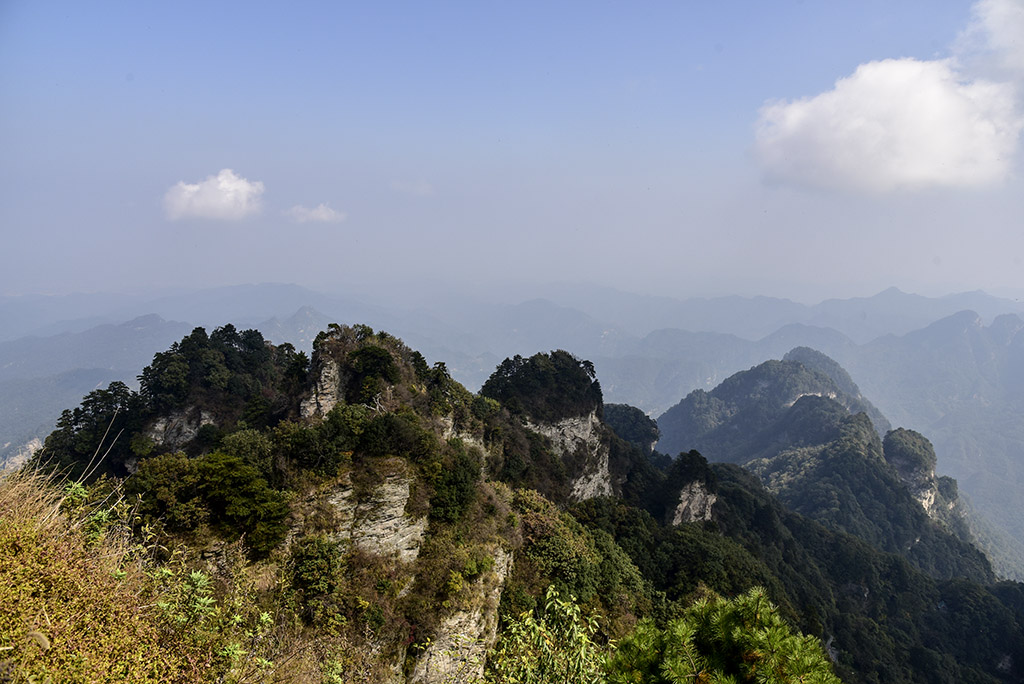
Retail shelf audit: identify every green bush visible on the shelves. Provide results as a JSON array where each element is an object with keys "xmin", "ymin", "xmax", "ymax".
[
  {"xmin": 348, "ymin": 345, "xmax": 400, "ymax": 401},
  {"xmin": 288, "ymin": 535, "xmax": 347, "ymax": 626},
  {"xmin": 128, "ymin": 450, "xmax": 288, "ymax": 557},
  {"xmin": 128, "ymin": 451, "xmax": 207, "ymax": 532},
  {"xmin": 197, "ymin": 452, "xmax": 289, "ymax": 556},
  {"xmin": 430, "ymin": 446, "xmax": 480, "ymax": 523},
  {"xmin": 607, "ymin": 587, "xmax": 841, "ymax": 684},
  {"xmin": 358, "ymin": 412, "xmax": 438, "ymax": 462}
]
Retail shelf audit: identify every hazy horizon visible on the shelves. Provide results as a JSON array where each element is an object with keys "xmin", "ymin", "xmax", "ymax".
[
  {"xmin": 3, "ymin": 1, "xmax": 1023, "ymax": 303},
  {"xmin": 4, "ymin": 278, "xmax": 1024, "ymax": 312}
]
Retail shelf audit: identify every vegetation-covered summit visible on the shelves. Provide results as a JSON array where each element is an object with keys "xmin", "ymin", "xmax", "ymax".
[
  {"xmin": 480, "ymin": 350, "xmax": 603, "ymax": 423},
  {"xmin": 783, "ymin": 346, "xmax": 891, "ymax": 435}
]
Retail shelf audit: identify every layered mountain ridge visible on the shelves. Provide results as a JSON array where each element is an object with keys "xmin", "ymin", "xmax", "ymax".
[{"xmin": 657, "ymin": 353, "xmax": 987, "ymax": 582}]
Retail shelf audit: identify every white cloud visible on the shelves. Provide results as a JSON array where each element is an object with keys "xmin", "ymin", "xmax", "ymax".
[
  {"xmin": 756, "ymin": 58, "xmax": 1022, "ymax": 192},
  {"xmin": 756, "ymin": 0, "xmax": 1024, "ymax": 194},
  {"xmin": 284, "ymin": 203, "xmax": 346, "ymax": 224},
  {"xmin": 164, "ymin": 169, "xmax": 264, "ymax": 220}
]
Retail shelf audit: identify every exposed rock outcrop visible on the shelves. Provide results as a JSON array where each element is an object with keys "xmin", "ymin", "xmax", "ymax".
[
  {"xmin": 527, "ymin": 411, "xmax": 613, "ymax": 501},
  {"xmin": 300, "ymin": 355, "xmax": 345, "ymax": 418},
  {"xmin": 145, "ymin": 408, "xmax": 215, "ymax": 448},
  {"xmin": 669, "ymin": 480, "xmax": 717, "ymax": 525},
  {"xmin": 407, "ymin": 547, "xmax": 513, "ymax": 684},
  {"xmin": 883, "ymin": 428, "xmax": 955, "ymax": 521},
  {"xmin": 888, "ymin": 450, "xmax": 975, "ymax": 544},
  {"xmin": 898, "ymin": 467, "xmax": 938, "ymax": 516},
  {"xmin": 785, "ymin": 391, "xmax": 838, "ymax": 407},
  {"xmin": 328, "ymin": 460, "xmax": 428, "ymax": 564}
]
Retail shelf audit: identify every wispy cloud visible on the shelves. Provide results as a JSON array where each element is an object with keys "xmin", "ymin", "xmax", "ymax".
[
  {"xmin": 284, "ymin": 203, "xmax": 347, "ymax": 224},
  {"xmin": 755, "ymin": 0, "xmax": 1024, "ymax": 193},
  {"xmin": 164, "ymin": 169, "xmax": 264, "ymax": 220}
]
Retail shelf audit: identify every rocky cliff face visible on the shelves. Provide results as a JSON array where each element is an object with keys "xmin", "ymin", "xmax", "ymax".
[
  {"xmin": 888, "ymin": 453, "xmax": 976, "ymax": 543},
  {"xmin": 144, "ymin": 407, "xmax": 215, "ymax": 449},
  {"xmin": 300, "ymin": 355, "xmax": 345, "ymax": 418},
  {"xmin": 526, "ymin": 410, "xmax": 613, "ymax": 500},
  {"xmin": 407, "ymin": 547, "xmax": 513, "ymax": 684},
  {"xmin": 784, "ymin": 391, "xmax": 838, "ymax": 407},
  {"xmin": 327, "ymin": 459, "xmax": 428, "ymax": 564},
  {"xmin": 668, "ymin": 480, "xmax": 717, "ymax": 525},
  {"xmin": 890, "ymin": 458, "xmax": 939, "ymax": 516},
  {"xmin": 881, "ymin": 427, "xmax": 973, "ymax": 536},
  {"xmin": 310, "ymin": 456, "xmax": 516, "ymax": 684}
]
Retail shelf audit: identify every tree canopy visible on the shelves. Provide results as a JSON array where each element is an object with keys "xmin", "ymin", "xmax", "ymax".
[{"xmin": 481, "ymin": 350, "xmax": 603, "ymax": 423}]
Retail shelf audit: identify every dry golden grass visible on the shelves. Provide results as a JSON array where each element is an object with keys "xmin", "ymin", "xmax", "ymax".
[
  {"xmin": 0, "ymin": 467, "xmax": 206, "ymax": 683},
  {"xmin": 0, "ymin": 467, "xmax": 381, "ymax": 684}
]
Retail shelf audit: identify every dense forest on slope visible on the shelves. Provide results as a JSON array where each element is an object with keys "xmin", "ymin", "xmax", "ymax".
[
  {"xmin": 830, "ymin": 312, "xmax": 1024, "ymax": 580},
  {"xmin": 575, "ymin": 465, "xmax": 1024, "ymax": 684},
  {"xmin": 3, "ymin": 324, "xmax": 1023, "ymax": 682}
]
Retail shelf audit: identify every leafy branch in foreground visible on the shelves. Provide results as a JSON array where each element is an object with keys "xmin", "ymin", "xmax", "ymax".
[{"xmin": 487, "ymin": 586, "xmax": 605, "ymax": 684}]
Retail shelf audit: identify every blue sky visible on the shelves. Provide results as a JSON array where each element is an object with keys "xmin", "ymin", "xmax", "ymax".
[{"xmin": 2, "ymin": 1, "xmax": 1022, "ymax": 302}]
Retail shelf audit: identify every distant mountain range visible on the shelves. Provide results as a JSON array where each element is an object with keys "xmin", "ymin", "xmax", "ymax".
[{"xmin": 532, "ymin": 283, "xmax": 1024, "ymax": 343}]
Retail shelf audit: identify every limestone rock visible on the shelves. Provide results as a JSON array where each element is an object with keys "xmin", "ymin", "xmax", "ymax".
[
  {"xmin": 784, "ymin": 391, "xmax": 838, "ymax": 408},
  {"xmin": 669, "ymin": 480, "xmax": 717, "ymax": 525},
  {"xmin": 527, "ymin": 411, "xmax": 613, "ymax": 501},
  {"xmin": 301, "ymin": 355, "xmax": 344, "ymax": 418},
  {"xmin": 354, "ymin": 476, "xmax": 428, "ymax": 564},
  {"xmin": 145, "ymin": 408, "xmax": 215, "ymax": 448},
  {"xmin": 328, "ymin": 461, "xmax": 428, "ymax": 564},
  {"xmin": 407, "ymin": 547, "xmax": 513, "ymax": 684},
  {"xmin": 884, "ymin": 429, "xmax": 945, "ymax": 518}
]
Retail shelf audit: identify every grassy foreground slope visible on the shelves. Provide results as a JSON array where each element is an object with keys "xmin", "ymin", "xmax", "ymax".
[{"xmin": 0, "ymin": 469, "xmax": 264, "ymax": 683}]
